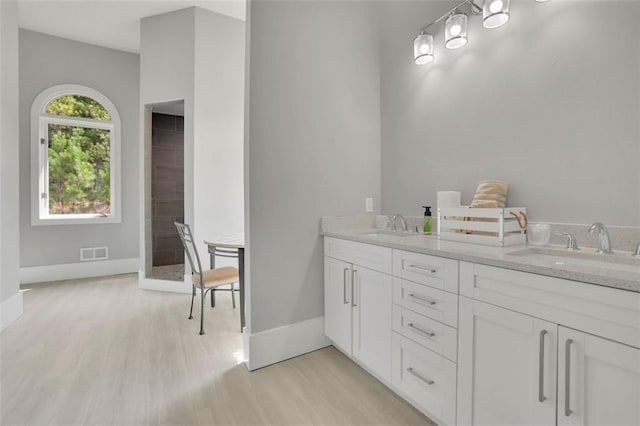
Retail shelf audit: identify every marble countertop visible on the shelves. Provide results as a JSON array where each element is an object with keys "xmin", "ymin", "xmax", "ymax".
[{"xmin": 322, "ymin": 227, "xmax": 640, "ymax": 293}]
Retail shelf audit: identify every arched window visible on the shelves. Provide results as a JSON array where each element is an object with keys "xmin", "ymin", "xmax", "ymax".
[{"xmin": 31, "ymin": 84, "xmax": 121, "ymax": 225}]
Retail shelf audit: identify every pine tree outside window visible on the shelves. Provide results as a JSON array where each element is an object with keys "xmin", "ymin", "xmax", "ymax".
[{"xmin": 31, "ymin": 85, "xmax": 121, "ymax": 225}]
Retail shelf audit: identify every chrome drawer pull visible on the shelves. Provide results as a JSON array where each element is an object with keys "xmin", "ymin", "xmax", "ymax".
[
  {"xmin": 565, "ymin": 339, "xmax": 573, "ymax": 417},
  {"xmin": 343, "ymin": 268, "xmax": 349, "ymax": 305},
  {"xmin": 407, "ymin": 322, "xmax": 436, "ymax": 338},
  {"xmin": 538, "ymin": 330, "xmax": 547, "ymax": 403},
  {"xmin": 406, "ymin": 263, "xmax": 437, "ymax": 273},
  {"xmin": 406, "ymin": 293, "xmax": 437, "ymax": 306},
  {"xmin": 407, "ymin": 367, "xmax": 434, "ymax": 385},
  {"xmin": 352, "ymin": 269, "xmax": 358, "ymax": 307}
]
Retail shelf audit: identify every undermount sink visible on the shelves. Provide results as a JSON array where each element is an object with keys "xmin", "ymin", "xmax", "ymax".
[
  {"xmin": 364, "ymin": 230, "xmax": 421, "ymax": 238},
  {"xmin": 508, "ymin": 247, "xmax": 640, "ymax": 274}
]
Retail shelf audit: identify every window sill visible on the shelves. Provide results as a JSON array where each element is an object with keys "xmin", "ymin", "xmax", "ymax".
[{"xmin": 31, "ymin": 214, "xmax": 121, "ymax": 226}]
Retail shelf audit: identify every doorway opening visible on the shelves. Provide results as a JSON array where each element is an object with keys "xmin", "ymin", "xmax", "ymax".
[{"xmin": 144, "ymin": 100, "xmax": 185, "ymax": 281}]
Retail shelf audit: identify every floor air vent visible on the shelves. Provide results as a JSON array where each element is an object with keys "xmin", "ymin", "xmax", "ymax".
[{"xmin": 80, "ymin": 247, "xmax": 109, "ymax": 262}]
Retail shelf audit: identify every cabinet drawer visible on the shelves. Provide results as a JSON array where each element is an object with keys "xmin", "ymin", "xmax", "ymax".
[
  {"xmin": 392, "ymin": 305, "xmax": 457, "ymax": 362},
  {"xmin": 325, "ymin": 237, "xmax": 392, "ymax": 274},
  {"xmin": 392, "ymin": 333, "xmax": 457, "ymax": 426},
  {"xmin": 460, "ymin": 261, "xmax": 640, "ymax": 349},
  {"xmin": 393, "ymin": 278, "xmax": 458, "ymax": 328},
  {"xmin": 393, "ymin": 250, "xmax": 458, "ymax": 294}
]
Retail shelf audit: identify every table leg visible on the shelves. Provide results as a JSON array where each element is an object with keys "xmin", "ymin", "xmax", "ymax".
[
  {"xmin": 209, "ymin": 248, "xmax": 216, "ymax": 307},
  {"xmin": 239, "ymin": 247, "xmax": 245, "ymax": 332}
]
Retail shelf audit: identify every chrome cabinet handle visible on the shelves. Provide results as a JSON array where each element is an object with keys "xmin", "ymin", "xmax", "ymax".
[
  {"xmin": 343, "ymin": 268, "xmax": 349, "ymax": 304},
  {"xmin": 406, "ymin": 263, "xmax": 437, "ymax": 274},
  {"xmin": 407, "ymin": 367, "xmax": 434, "ymax": 385},
  {"xmin": 565, "ymin": 339, "xmax": 573, "ymax": 417},
  {"xmin": 407, "ymin": 322, "xmax": 436, "ymax": 338},
  {"xmin": 407, "ymin": 293, "xmax": 437, "ymax": 306},
  {"xmin": 352, "ymin": 269, "xmax": 358, "ymax": 307},
  {"xmin": 538, "ymin": 330, "xmax": 547, "ymax": 403}
]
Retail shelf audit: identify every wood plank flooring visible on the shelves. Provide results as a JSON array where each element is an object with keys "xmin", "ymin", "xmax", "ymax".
[{"xmin": 1, "ymin": 274, "xmax": 434, "ymax": 425}]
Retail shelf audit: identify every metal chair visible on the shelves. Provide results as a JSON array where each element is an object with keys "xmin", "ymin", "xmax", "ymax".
[{"xmin": 175, "ymin": 222, "xmax": 239, "ymax": 335}]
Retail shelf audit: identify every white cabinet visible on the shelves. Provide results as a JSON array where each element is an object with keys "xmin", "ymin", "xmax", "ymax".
[
  {"xmin": 324, "ymin": 256, "xmax": 353, "ymax": 354},
  {"xmin": 459, "ymin": 262, "xmax": 640, "ymax": 426},
  {"xmin": 457, "ymin": 297, "xmax": 557, "ymax": 426},
  {"xmin": 392, "ymin": 333, "xmax": 457, "ymax": 426},
  {"xmin": 326, "ymin": 238, "xmax": 640, "ymax": 426},
  {"xmin": 393, "ymin": 250, "xmax": 459, "ymax": 294},
  {"xmin": 393, "ymin": 277, "xmax": 458, "ymax": 328},
  {"xmin": 393, "ymin": 305, "xmax": 458, "ymax": 362},
  {"xmin": 391, "ymin": 249, "xmax": 460, "ymax": 425},
  {"xmin": 324, "ymin": 237, "xmax": 393, "ymax": 382},
  {"xmin": 353, "ymin": 267, "xmax": 393, "ymax": 381},
  {"xmin": 558, "ymin": 327, "xmax": 640, "ymax": 426}
]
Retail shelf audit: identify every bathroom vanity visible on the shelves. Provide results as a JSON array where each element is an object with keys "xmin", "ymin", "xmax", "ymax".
[{"xmin": 322, "ymin": 219, "xmax": 640, "ymax": 426}]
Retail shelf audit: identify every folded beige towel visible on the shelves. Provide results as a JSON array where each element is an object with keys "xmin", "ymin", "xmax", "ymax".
[
  {"xmin": 471, "ymin": 180, "xmax": 508, "ymax": 208},
  {"xmin": 459, "ymin": 180, "xmax": 509, "ymax": 236}
]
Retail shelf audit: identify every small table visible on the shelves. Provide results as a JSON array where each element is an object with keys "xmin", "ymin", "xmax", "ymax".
[{"xmin": 204, "ymin": 236, "xmax": 245, "ymax": 332}]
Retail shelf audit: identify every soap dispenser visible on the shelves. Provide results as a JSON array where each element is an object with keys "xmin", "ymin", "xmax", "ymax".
[{"xmin": 422, "ymin": 206, "xmax": 432, "ymax": 235}]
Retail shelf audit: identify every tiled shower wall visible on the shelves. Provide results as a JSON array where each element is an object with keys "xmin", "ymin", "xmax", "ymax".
[{"xmin": 152, "ymin": 113, "xmax": 185, "ymax": 266}]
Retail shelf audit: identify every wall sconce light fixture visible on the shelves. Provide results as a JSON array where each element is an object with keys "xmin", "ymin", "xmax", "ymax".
[
  {"xmin": 414, "ymin": 33, "xmax": 435, "ymax": 64},
  {"xmin": 414, "ymin": 0, "xmax": 548, "ymax": 65},
  {"xmin": 445, "ymin": 12, "xmax": 468, "ymax": 49},
  {"xmin": 483, "ymin": 0, "xmax": 510, "ymax": 29}
]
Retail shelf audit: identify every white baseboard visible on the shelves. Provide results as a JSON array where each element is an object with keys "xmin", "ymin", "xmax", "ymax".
[
  {"xmin": 244, "ymin": 316, "xmax": 331, "ymax": 371},
  {"xmin": 137, "ymin": 271, "xmax": 192, "ymax": 294},
  {"xmin": 1, "ymin": 291, "xmax": 23, "ymax": 331},
  {"xmin": 20, "ymin": 258, "xmax": 139, "ymax": 284}
]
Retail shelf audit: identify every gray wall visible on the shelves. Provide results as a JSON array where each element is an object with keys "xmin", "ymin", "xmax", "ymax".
[
  {"xmin": 19, "ymin": 30, "xmax": 140, "ymax": 266},
  {"xmin": 1, "ymin": 1, "xmax": 20, "ymax": 302},
  {"xmin": 247, "ymin": 1, "xmax": 381, "ymax": 333},
  {"xmin": 379, "ymin": 1, "xmax": 640, "ymax": 226}
]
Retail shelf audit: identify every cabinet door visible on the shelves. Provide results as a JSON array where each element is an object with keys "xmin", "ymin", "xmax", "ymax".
[
  {"xmin": 558, "ymin": 327, "xmax": 640, "ymax": 426},
  {"xmin": 353, "ymin": 266, "xmax": 393, "ymax": 382},
  {"xmin": 457, "ymin": 297, "xmax": 557, "ymax": 426},
  {"xmin": 324, "ymin": 256, "xmax": 352, "ymax": 354}
]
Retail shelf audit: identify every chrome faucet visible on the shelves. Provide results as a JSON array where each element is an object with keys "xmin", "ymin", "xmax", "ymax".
[
  {"xmin": 588, "ymin": 222, "xmax": 613, "ymax": 254},
  {"xmin": 557, "ymin": 232, "xmax": 580, "ymax": 250},
  {"xmin": 391, "ymin": 214, "xmax": 408, "ymax": 232}
]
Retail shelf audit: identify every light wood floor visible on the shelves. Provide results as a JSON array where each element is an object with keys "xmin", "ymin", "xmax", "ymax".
[{"xmin": 1, "ymin": 274, "xmax": 434, "ymax": 425}]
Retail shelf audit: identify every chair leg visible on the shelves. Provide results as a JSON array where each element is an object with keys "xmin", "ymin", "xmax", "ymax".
[
  {"xmin": 188, "ymin": 285, "xmax": 195, "ymax": 319},
  {"xmin": 199, "ymin": 287, "xmax": 205, "ymax": 335},
  {"xmin": 211, "ymin": 288, "xmax": 216, "ymax": 308},
  {"xmin": 231, "ymin": 282, "xmax": 236, "ymax": 309}
]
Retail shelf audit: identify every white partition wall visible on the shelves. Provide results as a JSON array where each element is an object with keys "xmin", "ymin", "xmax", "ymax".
[
  {"xmin": 139, "ymin": 7, "xmax": 245, "ymax": 290},
  {"xmin": 193, "ymin": 8, "xmax": 245, "ymax": 269}
]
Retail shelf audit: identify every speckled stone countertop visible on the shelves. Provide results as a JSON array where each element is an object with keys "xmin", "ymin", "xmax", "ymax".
[{"xmin": 321, "ymin": 216, "xmax": 640, "ymax": 293}]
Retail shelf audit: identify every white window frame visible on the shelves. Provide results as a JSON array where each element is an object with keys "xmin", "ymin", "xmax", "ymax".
[{"xmin": 31, "ymin": 84, "xmax": 121, "ymax": 225}]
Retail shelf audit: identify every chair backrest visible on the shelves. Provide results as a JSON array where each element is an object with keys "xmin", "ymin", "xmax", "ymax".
[{"xmin": 174, "ymin": 222, "xmax": 203, "ymax": 277}]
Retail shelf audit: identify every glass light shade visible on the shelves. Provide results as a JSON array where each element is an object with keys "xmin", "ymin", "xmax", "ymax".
[
  {"xmin": 483, "ymin": 0, "xmax": 510, "ymax": 29},
  {"xmin": 414, "ymin": 34, "xmax": 434, "ymax": 65},
  {"xmin": 445, "ymin": 13, "xmax": 468, "ymax": 50}
]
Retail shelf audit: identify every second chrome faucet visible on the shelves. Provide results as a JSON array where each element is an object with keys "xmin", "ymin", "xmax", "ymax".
[{"xmin": 588, "ymin": 222, "xmax": 614, "ymax": 254}]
